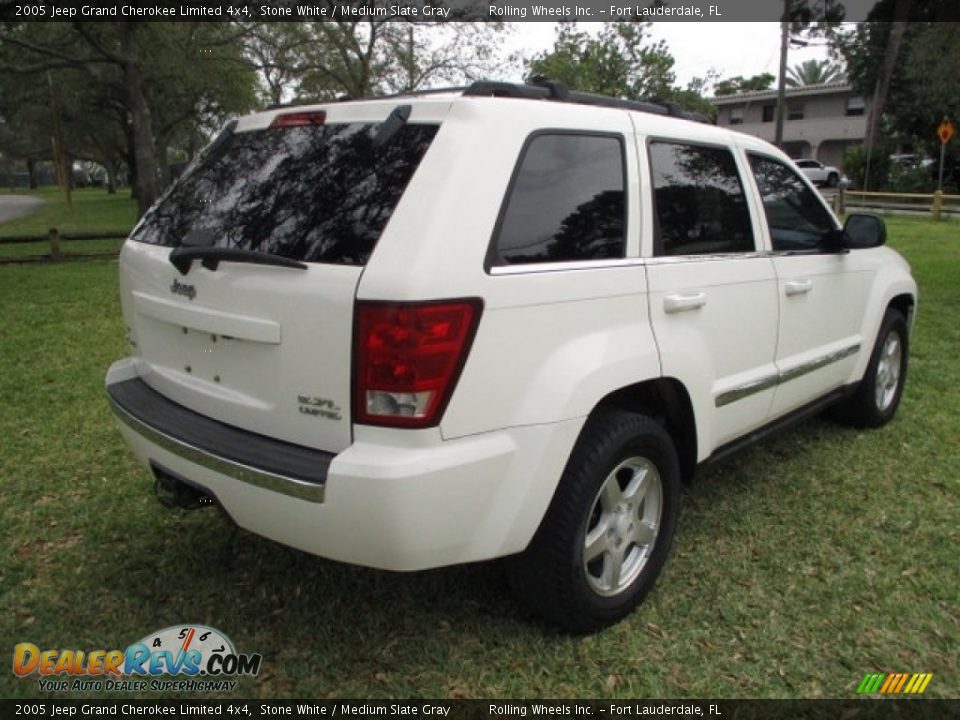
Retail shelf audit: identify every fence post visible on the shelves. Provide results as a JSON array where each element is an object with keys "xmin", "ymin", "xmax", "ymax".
[
  {"xmin": 932, "ymin": 190, "xmax": 943, "ymax": 221},
  {"xmin": 833, "ymin": 187, "xmax": 845, "ymax": 216},
  {"xmin": 48, "ymin": 228, "xmax": 61, "ymax": 261}
]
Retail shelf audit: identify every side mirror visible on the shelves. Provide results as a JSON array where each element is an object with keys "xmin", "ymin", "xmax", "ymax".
[{"xmin": 843, "ymin": 213, "xmax": 887, "ymax": 249}]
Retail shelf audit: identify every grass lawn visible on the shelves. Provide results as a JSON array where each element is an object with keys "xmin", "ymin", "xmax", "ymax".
[
  {"xmin": 0, "ymin": 217, "xmax": 957, "ymax": 700},
  {"xmin": 0, "ymin": 187, "xmax": 135, "ymax": 259}
]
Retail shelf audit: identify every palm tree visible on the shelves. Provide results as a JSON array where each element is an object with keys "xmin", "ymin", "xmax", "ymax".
[{"xmin": 785, "ymin": 59, "xmax": 846, "ymax": 87}]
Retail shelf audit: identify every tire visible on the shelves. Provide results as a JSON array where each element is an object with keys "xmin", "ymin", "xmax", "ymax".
[
  {"xmin": 508, "ymin": 409, "xmax": 681, "ymax": 633},
  {"xmin": 827, "ymin": 173, "xmax": 840, "ymax": 188},
  {"xmin": 835, "ymin": 309, "xmax": 909, "ymax": 428}
]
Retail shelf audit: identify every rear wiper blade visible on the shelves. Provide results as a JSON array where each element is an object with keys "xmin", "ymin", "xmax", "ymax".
[{"xmin": 169, "ymin": 246, "xmax": 308, "ymax": 275}]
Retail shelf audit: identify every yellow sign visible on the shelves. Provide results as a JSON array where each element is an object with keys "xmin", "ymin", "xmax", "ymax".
[{"xmin": 938, "ymin": 120, "xmax": 955, "ymax": 144}]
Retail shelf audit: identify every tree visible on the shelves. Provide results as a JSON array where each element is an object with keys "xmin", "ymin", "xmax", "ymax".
[
  {"xmin": 665, "ymin": 73, "xmax": 720, "ymax": 120},
  {"xmin": 713, "ymin": 74, "xmax": 775, "ymax": 97},
  {"xmin": 242, "ymin": 24, "xmax": 312, "ymax": 106},
  {"xmin": 0, "ymin": 66, "xmax": 51, "ymax": 189},
  {"xmin": 835, "ymin": 3, "xmax": 958, "ymax": 186},
  {"xmin": 0, "ymin": 22, "xmax": 257, "ymax": 213},
  {"xmin": 526, "ymin": 23, "xmax": 676, "ymax": 102},
  {"xmin": 242, "ymin": 21, "xmax": 508, "ymax": 103},
  {"xmin": 785, "ymin": 59, "xmax": 845, "ymax": 86}
]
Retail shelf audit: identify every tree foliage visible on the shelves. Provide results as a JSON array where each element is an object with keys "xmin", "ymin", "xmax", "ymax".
[
  {"xmin": 835, "ymin": 8, "xmax": 959, "ymax": 173},
  {"xmin": 785, "ymin": 59, "xmax": 845, "ymax": 87},
  {"xmin": 242, "ymin": 21, "xmax": 507, "ymax": 103},
  {"xmin": 0, "ymin": 19, "xmax": 505, "ymax": 212},
  {"xmin": 0, "ymin": 22, "xmax": 257, "ymax": 214},
  {"xmin": 713, "ymin": 74, "xmax": 775, "ymax": 97},
  {"xmin": 527, "ymin": 23, "xmax": 676, "ymax": 102},
  {"xmin": 525, "ymin": 22, "xmax": 719, "ymax": 118}
]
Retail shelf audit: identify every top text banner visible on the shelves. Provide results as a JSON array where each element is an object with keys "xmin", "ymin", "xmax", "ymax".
[{"xmin": 2, "ymin": 0, "xmax": 959, "ymax": 23}]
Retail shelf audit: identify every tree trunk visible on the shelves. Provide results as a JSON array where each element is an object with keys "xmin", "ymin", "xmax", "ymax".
[
  {"xmin": 864, "ymin": 1, "xmax": 912, "ymax": 169},
  {"xmin": 124, "ymin": 120, "xmax": 138, "ymax": 199},
  {"xmin": 106, "ymin": 160, "xmax": 118, "ymax": 194},
  {"xmin": 157, "ymin": 139, "xmax": 170, "ymax": 190},
  {"xmin": 120, "ymin": 25, "xmax": 158, "ymax": 218},
  {"xmin": 61, "ymin": 151, "xmax": 74, "ymax": 190},
  {"xmin": 27, "ymin": 157, "xmax": 37, "ymax": 189}
]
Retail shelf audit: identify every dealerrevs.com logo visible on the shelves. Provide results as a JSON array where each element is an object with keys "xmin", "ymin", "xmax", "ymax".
[{"xmin": 13, "ymin": 624, "xmax": 262, "ymax": 693}]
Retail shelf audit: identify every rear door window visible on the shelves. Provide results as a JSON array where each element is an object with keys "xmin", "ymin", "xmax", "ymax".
[
  {"xmin": 131, "ymin": 120, "xmax": 439, "ymax": 266},
  {"xmin": 648, "ymin": 141, "xmax": 755, "ymax": 256}
]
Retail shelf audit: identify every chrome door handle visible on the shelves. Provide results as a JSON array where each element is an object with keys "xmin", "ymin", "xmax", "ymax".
[
  {"xmin": 664, "ymin": 292, "xmax": 707, "ymax": 314},
  {"xmin": 784, "ymin": 279, "xmax": 813, "ymax": 296}
]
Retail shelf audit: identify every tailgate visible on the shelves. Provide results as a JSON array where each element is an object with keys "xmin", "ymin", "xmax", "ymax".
[{"xmin": 116, "ymin": 101, "xmax": 444, "ymax": 453}]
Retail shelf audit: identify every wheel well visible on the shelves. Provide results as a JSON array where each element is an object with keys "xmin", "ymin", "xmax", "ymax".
[
  {"xmin": 595, "ymin": 379, "xmax": 697, "ymax": 484},
  {"xmin": 888, "ymin": 293, "xmax": 914, "ymax": 324}
]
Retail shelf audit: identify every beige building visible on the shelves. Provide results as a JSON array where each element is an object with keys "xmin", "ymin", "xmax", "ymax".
[{"xmin": 713, "ymin": 81, "xmax": 869, "ymax": 169}]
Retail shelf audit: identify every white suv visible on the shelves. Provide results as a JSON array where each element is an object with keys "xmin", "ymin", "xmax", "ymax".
[
  {"xmin": 106, "ymin": 81, "xmax": 916, "ymax": 632},
  {"xmin": 795, "ymin": 158, "xmax": 845, "ymax": 187}
]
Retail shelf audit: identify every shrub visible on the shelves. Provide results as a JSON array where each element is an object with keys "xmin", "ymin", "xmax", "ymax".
[
  {"xmin": 844, "ymin": 144, "xmax": 891, "ymax": 191},
  {"xmin": 888, "ymin": 162, "xmax": 935, "ymax": 193}
]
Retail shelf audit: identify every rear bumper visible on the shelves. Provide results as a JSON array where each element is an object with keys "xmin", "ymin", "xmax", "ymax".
[
  {"xmin": 106, "ymin": 359, "xmax": 582, "ymax": 571},
  {"xmin": 107, "ymin": 375, "xmax": 330, "ymax": 503}
]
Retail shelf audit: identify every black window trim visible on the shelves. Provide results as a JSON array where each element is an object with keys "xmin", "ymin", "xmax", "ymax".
[
  {"xmin": 485, "ymin": 129, "xmax": 629, "ymax": 273},
  {"xmin": 645, "ymin": 136, "xmax": 759, "ymax": 259}
]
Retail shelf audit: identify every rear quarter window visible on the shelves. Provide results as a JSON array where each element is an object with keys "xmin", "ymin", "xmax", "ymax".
[
  {"xmin": 131, "ymin": 120, "xmax": 439, "ymax": 266},
  {"xmin": 490, "ymin": 132, "xmax": 627, "ymax": 266}
]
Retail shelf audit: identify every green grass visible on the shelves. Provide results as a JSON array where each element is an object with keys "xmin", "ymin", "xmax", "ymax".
[
  {"xmin": 1, "ymin": 217, "xmax": 957, "ymax": 700},
  {"xmin": 0, "ymin": 187, "xmax": 135, "ymax": 260}
]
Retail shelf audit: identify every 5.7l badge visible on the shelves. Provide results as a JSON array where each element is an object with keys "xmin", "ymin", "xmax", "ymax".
[{"xmin": 298, "ymin": 395, "xmax": 342, "ymax": 421}]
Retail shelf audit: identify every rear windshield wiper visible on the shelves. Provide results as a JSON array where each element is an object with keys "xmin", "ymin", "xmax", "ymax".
[{"xmin": 169, "ymin": 246, "xmax": 308, "ymax": 275}]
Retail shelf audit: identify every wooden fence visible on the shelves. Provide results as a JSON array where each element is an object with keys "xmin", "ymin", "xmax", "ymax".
[
  {"xmin": 833, "ymin": 189, "xmax": 960, "ymax": 219},
  {"xmin": 0, "ymin": 230, "xmax": 127, "ymax": 261}
]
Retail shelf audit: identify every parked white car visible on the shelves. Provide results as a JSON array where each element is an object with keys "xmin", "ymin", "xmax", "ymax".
[
  {"xmin": 107, "ymin": 80, "xmax": 916, "ymax": 632},
  {"xmin": 795, "ymin": 158, "xmax": 845, "ymax": 187}
]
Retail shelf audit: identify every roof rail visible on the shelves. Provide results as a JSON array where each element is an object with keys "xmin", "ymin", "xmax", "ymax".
[
  {"xmin": 463, "ymin": 79, "xmax": 713, "ymax": 124},
  {"xmin": 263, "ymin": 81, "xmax": 714, "ymax": 124}
]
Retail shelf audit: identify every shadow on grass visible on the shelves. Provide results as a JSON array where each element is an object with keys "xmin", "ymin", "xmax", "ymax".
[{"xmin": 87, "ymin": 411, "xmax": 852, "ymax": 641}]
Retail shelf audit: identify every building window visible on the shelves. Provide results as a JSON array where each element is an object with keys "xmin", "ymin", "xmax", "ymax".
[
  {"xmin": 762, "ymin": 104, "xmax": 775, "ymax": 123},
  {"xmin": 788, "ymin": 105, "xmax": 805, "ymax": 121},
  {"xmin": 846, "ymin": 97, "xmax": 866, "ymax": 117},
  {"xmin": 729, "ymin": 108, "xmax": 744, "ymax": 125}
]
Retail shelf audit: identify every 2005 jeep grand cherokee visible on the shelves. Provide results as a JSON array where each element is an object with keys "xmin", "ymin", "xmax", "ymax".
[{"xmin": 106, "ymin": 80, "xmax": 916, "ymax": 632}]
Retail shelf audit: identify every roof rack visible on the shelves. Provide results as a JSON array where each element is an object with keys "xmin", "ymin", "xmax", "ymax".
[
  {"xmin": 263, "ymin": 80, "xmax": 714, "ymax": 124},
  {"xmin": 463, "ymin": 79, "xmax": 713, "ymax": 124}
]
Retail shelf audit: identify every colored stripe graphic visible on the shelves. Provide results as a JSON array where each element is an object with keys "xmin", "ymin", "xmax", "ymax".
[
  {"xmin": 893, "ymin": 673, "xmax": 909, "ymax": 693},
  {"xmin": 879, "ymin": 674, "xmax": 897, "ymax": 693},
  {"xmin": 857, "ymin": 673, "xmax": 885, "ymax": 694},
  {"xmin": 857, "ymin": 672, "xmax": 933, "ymax": 694}
]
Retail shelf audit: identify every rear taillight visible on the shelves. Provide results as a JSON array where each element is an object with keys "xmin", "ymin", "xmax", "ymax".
[
  {"xmin": 354, "ymin": 299, "xmax": 482, "ymax": 428},
  {"xmin": 270, "ymin": 111, "xmax": 326, "ymax": 128}
]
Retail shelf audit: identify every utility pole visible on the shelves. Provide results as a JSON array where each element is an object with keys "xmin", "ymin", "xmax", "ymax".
[{"xmin": 774, "ymin": 0, "xmax": 791, "ymax": 149}]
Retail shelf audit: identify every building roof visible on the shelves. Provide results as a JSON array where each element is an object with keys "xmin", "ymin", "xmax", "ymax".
[{"xmin": 712, "ymin": 81, "xmax": 855, "ymax": 106}]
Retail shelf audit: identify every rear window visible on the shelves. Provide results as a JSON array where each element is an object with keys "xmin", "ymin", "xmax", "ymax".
[{"xmin": 131, "ymin": 120, "xmax": 439, "ymax": 266}]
